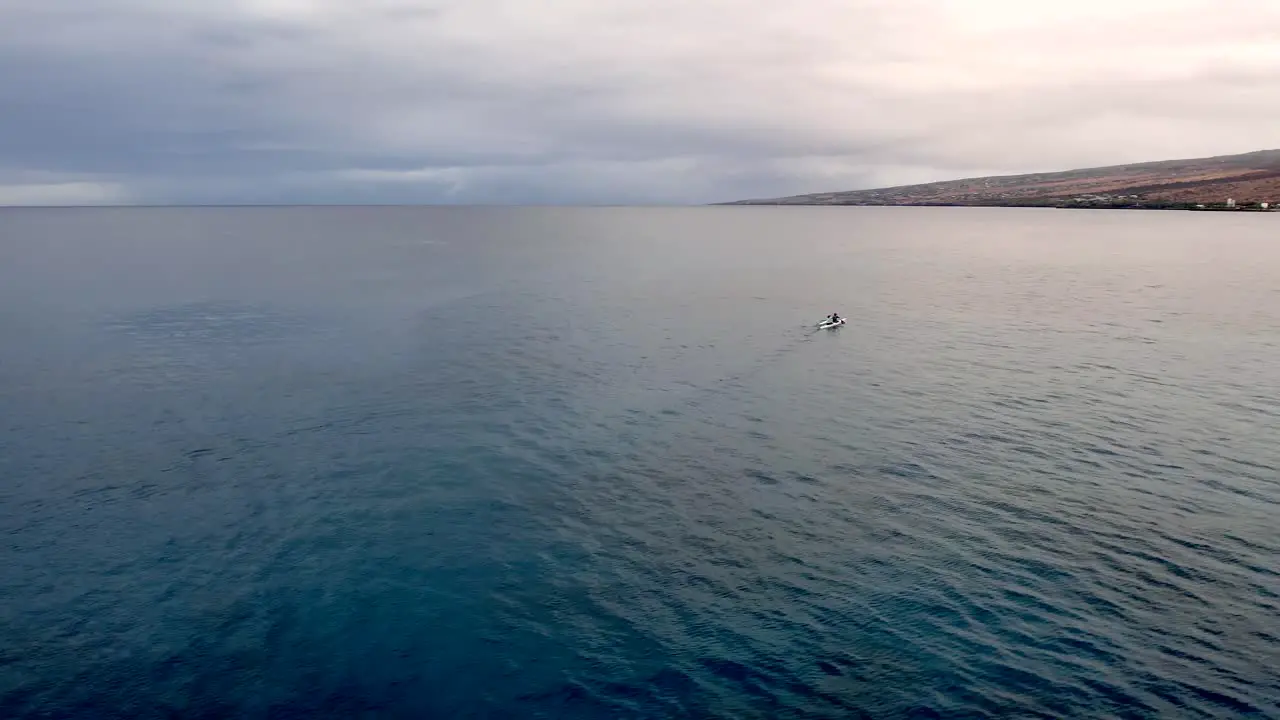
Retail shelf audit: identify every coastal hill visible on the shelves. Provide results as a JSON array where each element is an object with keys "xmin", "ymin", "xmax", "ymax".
[{"xmin": 723, "ymin": 149, "xmax": 1280, "ymax": 209}]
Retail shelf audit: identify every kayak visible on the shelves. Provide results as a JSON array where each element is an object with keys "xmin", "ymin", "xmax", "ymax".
[{"xmin": 817, "ymin": 318, "xmax": 846, "ymax": 329}]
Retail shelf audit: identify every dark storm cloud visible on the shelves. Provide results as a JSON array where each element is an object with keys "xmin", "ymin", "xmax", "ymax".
[{"xmin": 0, "ymin": 0, "xmax": 1278, "ymax": 204}]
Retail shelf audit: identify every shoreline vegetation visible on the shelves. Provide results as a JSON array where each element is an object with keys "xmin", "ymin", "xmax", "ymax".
[{"xmin": 720, "ymin": 149, "xmax": 1280, "ymax": 211}]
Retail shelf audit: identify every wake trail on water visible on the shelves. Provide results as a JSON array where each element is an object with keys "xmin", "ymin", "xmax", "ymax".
[
  {"xmin": 709, "ymin": 323, "xmax": 842, "ymax": 393},
  {"xmin": 617, "ymin": 321, "xmax": 846, "ymax": 443}
]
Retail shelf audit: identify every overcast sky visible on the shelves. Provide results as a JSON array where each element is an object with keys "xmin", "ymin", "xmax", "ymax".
[{"xmin": 2, "ymin": 0, "xmax": 1278, "ymax": 205}]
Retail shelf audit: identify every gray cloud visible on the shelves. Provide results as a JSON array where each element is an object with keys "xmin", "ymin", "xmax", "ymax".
[{"xmin": 1, "ymin": 0, "xmax": 1278, "ymax": 204}]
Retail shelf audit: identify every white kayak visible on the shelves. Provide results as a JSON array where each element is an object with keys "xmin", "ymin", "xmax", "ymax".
[{"xmin": 817, "ymin": 318, "xmax": 846, "ymax": 329}]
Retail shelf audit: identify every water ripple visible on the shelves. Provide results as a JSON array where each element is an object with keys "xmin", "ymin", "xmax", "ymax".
[{"xmin": 2, "ymin": 208, "xmax": 1279, "ymax": 718}]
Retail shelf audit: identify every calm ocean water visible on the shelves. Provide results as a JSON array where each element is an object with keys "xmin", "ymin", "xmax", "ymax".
[{"xmin": 1, "ymin": 206, "xmax": 1277, "ymax": 719}]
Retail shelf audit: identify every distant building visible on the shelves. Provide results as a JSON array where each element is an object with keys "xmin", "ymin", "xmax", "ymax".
[
  {"xmin": 1226, "ymin": 198, "xmax": 1236, "ymax": 208},
  {"xmin": 1262, "ymin": 202, "xmax": 1270, "ymax": 210}
]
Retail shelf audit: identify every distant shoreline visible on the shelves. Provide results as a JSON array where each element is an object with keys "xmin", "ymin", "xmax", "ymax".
[
  {"xmin": 719, "ymin": 148, "xmax": 1280, "ymax": 208},
  {"xmin": 717, "ymin": 201, "xmax": 1277, "ymax": 212},
  {"xmin": 0, "ymin": 202, "xmax": 1274, "ymax": 212}
]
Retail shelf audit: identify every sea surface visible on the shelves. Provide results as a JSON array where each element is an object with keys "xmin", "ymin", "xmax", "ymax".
[{"xmin": 1, "ymin": 206, "xmax": 1278, "ymax": 719}]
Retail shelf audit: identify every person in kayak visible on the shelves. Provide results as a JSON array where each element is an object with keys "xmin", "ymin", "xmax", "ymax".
[{"xmin": 829, "ymin": 312, "xmax": 842, "ymax": 323}]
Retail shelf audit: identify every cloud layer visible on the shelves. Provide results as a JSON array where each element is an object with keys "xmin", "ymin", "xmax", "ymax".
[{"xmin": 2, "ymin": 0, "xmax": 1278, "ymax": 204}]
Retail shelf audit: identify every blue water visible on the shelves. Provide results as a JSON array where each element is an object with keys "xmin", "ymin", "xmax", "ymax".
[{"xmin": 1, "ymin": 206, "xmax": 1278, "ymax": 719}]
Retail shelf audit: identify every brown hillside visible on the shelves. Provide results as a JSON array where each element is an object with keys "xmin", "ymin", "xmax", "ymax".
[{"xmin": 727, "ymin": 149, "xmax": 1280, "ymax": 207}]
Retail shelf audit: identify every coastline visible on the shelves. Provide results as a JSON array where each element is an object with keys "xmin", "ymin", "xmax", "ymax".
[{"xmin": 717, "ymin": 201, "xmax": 1277, "ymax": 212}]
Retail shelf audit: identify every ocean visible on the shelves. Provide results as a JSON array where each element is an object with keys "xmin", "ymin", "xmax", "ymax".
[{"xmin": 0, "ymin": 206, "xmax": 1277, "ymax": 719}]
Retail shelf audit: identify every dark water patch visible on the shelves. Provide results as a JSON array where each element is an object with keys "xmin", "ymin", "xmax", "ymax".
[{"xmin": 103, "ymin": 300, "xmax": 321, "ymax": 346}]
